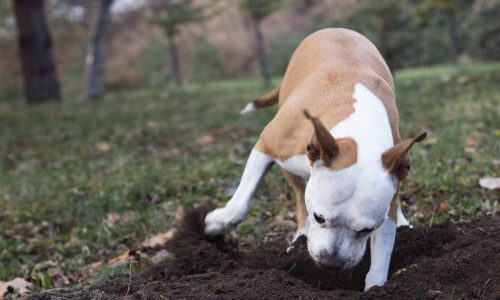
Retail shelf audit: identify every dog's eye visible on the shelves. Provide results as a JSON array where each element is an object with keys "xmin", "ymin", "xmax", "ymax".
[
  {"xmin": 313, "ymin": 213, "xmax": 326, "ymax": 224},
  {"xmin": 356, "ymin": 227, "xmax": 374, "ymax": 237}
]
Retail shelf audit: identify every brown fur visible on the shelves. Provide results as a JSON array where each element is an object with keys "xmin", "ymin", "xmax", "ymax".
[
  {"xmin": 303, "ymin": 109, "xmax": 340, "ymax": 166},
  {"xmin": 281, "ymin": 169, "xmax": 307, "ymax": 230},
  {"xmin": 255, "ymin": 29, "xmax": 400, "ymax": 168},
  {"xmin": 382, "ymin": 132, "xmax": 427, "ymax": 180},
  {"xmin": 250, "ymin": 29, "xmax": 423, "ymax": 227},
  {"xmin": 388, "ymin": 193, "xmax": 400, "ymax": 223},
  {"xmin": 253, "ymin": 85, "xmax": 280, "ymax": 108}
]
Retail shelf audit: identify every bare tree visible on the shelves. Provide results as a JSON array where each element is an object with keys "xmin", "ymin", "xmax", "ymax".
[
  {"xmin": 252, "ymin": 1, "xmax": 269, "ymax": 85},
  {"xmin": 83, "ymin": 0, "xmax": 114, "ymax": 100},
  {"xmin": 149, "ymin": 0, "xmax": 215, "ymax": 87},
  {"xmin": 240, "ymin": 0, "xmax": 282, "ymax": 86},
  {"xmin": 13, "ymin": 0, "xmax": 61, "ymax": 103}
]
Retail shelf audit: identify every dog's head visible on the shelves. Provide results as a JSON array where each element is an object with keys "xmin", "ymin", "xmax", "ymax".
[{"xmin": 302, "ymin": 110, "xmax": 425, "ymax": 270}]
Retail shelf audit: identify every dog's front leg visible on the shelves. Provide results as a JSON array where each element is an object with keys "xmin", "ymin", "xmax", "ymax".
[
  {"xmin": 204, "ymin": 149, "xmax": 274, "ymax": 236},
  {"xmin": 364, "ymin": 218, "xmax": 396, "ymax": 291}
]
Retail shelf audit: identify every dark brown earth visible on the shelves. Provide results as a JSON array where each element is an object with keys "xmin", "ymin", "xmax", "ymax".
[{"xmin": 31, "ymin": 206, "xmax": 499, "ymax": 299}]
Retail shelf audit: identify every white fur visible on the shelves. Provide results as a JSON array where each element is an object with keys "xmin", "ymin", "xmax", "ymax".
[
  {"xmin": 365, "ymin": 218, "xmax": 396, "ymax": 290},
  {"xmin": 305, "ymin": 83, "xmax": 396, "ymax": 220},
  {"xmin": 276, "ymin": 155, "xmax": 310, "ymax": 178},
  {"xmin": 396, "ymin": 205, "xmax": 411, "ymax": 227},
  {"xmin": 204, "ymin": 149, "xmax": 274, "ymax": 236},
  {"xmin": 333, "ymin": 83, "xmax": 394, "ymax": 162},
  {"xmin": 240, "ymin": 102, "xmax": 257, "ymax": 114},
  {"xmin": 304, "ymin": 83, "xmax": 399, "ymax": 289}
]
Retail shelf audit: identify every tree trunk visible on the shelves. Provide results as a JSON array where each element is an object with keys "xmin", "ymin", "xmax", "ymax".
[
  {"xmin": 167, "ymin": 33, "xmax": 183, "ymax": 86},
  {"xmin": 13, "ymin": 0, "xmax": 60, "ymax": 104},
  {"xmin": 83, "ymin": 0, "xmax": 114, "ymax": 100},
  {"xmin": 254, "ymin": 19, "xmax": 270, "ymax": 86},
  {"xmin": 447, "ymin": 13, "xmax": 459, "ymax": 64}
]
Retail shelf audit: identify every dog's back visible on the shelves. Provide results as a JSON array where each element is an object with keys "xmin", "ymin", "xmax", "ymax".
[{"xmin": 255, "ymin": 28, "xmax": 401, "ymax": 161}]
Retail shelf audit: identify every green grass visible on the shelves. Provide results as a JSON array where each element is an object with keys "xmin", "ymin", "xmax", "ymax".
[{"xmin": 0, "ymin": 62, "xmax": 499, "ymax": 287}]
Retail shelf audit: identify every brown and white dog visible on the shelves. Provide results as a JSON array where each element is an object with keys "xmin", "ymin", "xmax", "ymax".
[{"xmin": 204, "ymin": 28, "xmax": 426, "ymax": 290}]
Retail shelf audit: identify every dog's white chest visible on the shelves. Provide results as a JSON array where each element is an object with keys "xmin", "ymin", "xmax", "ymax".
[{"xmin": 276, "ymin": 155, "xmax": 310, "ymax": 177}]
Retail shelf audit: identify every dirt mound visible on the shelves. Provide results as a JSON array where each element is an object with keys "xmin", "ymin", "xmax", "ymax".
[{"xmin": 31, "ymin": 207, "xmax": 499, "ymax": 299}]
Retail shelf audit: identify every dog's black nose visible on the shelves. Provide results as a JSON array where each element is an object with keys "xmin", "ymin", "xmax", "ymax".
[{"xmin": 315, "ymin": 250, "xmax": 346, "ymax": 270}]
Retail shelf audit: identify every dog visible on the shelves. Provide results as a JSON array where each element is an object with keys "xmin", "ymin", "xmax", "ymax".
[{"xmin": 204, "ymin": 28, "xmax": 426, "ymax": 290}]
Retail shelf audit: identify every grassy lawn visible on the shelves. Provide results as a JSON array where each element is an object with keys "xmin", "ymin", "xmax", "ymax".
[{"xmin": 0, "ymin": 63, "xmax": 499, "ymax": 289}]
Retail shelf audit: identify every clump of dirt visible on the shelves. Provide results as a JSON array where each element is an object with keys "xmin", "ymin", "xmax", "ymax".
[{"xmin": 31, "ymin": 207, "xmax": 499, "ymax": 299}]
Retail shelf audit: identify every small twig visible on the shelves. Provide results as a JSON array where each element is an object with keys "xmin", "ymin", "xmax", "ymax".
[
  {"xmin": 481, "ymin": 278, "xmax": 492, "ymax": 298},
  {"xmin": 286, "ymin": 262, "xmax": 297, "ymax": 274},
  {"xmin": 95, "ymin": 290, "xmax": 105, "ymax": 300},
  {"xmin": 482, "ymin": 277, "xmax": 491, "ymax": 289},
  {"xmin": 429, "ymin": 203, "xmax": 438, "ymax": 227},
  {"xmin": 183, "ymin": 272, "xmax": 217, "ymax": 280},
  {"xmin": 125, "ymin": 258, "xmax": 133, "ymax": 297}
]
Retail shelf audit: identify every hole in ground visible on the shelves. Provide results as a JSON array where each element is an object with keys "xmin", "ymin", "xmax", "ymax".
[{"xmin": 30, "ymin": 206, "xmax": 499, "ymax": 299}]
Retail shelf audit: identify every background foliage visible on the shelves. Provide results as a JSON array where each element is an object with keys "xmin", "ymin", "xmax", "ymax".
[{"xmin": 1, "ymin": 0, "xmax": 499, "ymax": 97}]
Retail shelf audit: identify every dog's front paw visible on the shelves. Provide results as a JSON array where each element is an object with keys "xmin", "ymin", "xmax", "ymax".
[
  {"xmin": 364, "ymin": 271, "xmax": 387, "ymax": 291},
  {"xmin": 204, "ymin": 207, "xmax": 229, "ymax": 236}
]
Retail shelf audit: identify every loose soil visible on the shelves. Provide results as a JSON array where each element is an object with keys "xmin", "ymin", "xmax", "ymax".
[{"xmin": 31, "ymin": 206, "xmax": 499, "ymax": 299}]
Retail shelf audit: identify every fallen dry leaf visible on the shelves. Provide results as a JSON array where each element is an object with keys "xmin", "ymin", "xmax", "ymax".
[
  {"xmin": 147, "ymin": 120, "xmax": 160, "ymax": 128},
  {"xmin": 169, "ymin": 148, "xmax": 181, "ymax": 156},
  {"xmin": 150, "ymin": 249, "xmax": 171, "ymax": 264},
  {"xmin": 105, "ymin": 212, "xmax": 121, "ymax": 228},
  {"xmin": 423, "ymin": 137, "xmax": 438, "ymax": 146},
  {"xmin": 0, "ymin": 278, "xmax": 33, "ymax": 298},
  {"xmin": 47, "ymin": 266, "xmax": 70, "ymax": 286},
  {"xmin": 142, "ymin": 229, "xmax": 177, "ymax": 248},
  {"xmin": 465, "ymin": 147, "xmax": 477, "ymax": 154},
  {"xmin": 479, "ymin": 177, "xmax": 500, "ymax": 190},
  {"xmin": 31, "ymin": 260, "xmax": 70, "ymax": 287},
  {"xmin": 466, "ymin": 133, "xmax": 481, "ymax": 147},
  {"xmin": 95, "ymin": 142, "xmax": 111, "ymax": 153},
  {"xmin": 77, "ymin": 261, "xmax": 103, "ymax": 280},
  {"xmin": 437, "ymin": 202, "xmax": 450, "ymax": 213},
  {"xmin": 175, "ymin": 206, "xmax": 184, "ymax": 222},
  {"xmin": 197, "ymin": 134, "xmax": 214, "ymax": 146},
  {"xmin": 457, "ymin": 75, "xmax": 471, "ymax": 85},
  {"xmin": 440, "ymin": 75, "xmax": 451, "ymax": 83},
  {"xmin": 108, "ymin": 250, "xmax": 142, "ymax": 268},
  {"xmin": 393, "ymin": 267, "xmax": 407, "ymax": 276}
]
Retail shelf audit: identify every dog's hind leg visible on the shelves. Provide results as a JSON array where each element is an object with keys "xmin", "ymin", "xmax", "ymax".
[
  {"xmin": 204, "ymin": 149, "xmax": 274, "ymax": 236},
  {"xmin": 389, "ymin": 193, "xmax": 411, "ymax": 227},
  {"xmin": 281, "ymin": 169, "xmax": 307, "ymax": 236},
  {"xmin": 396, "ymin": 204, "xmax": 410, "ymax": 227},
  {"xmin": 281, "ymin": 169, "xmax": 309, "ymax": 252}
]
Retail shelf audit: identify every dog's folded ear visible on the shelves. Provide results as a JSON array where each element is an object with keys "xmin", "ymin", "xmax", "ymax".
[
  {"xmin": 303, "ymin": 109, "xmax": 339, "ymax": 165},
  {"xmin": 382, "ymin": 132, "xmax": 427, "ymax": 180}
]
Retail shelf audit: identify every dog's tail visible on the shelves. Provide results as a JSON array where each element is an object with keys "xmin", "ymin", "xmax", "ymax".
[{"xmin": 240, "ymin": 84, "xmax": 280, "ymax": 114}]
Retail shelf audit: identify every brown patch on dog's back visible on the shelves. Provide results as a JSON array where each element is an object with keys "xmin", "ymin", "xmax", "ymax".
[{"xmin": 255, "ymin": 29, "xmax": 402, "ymax": 163}]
